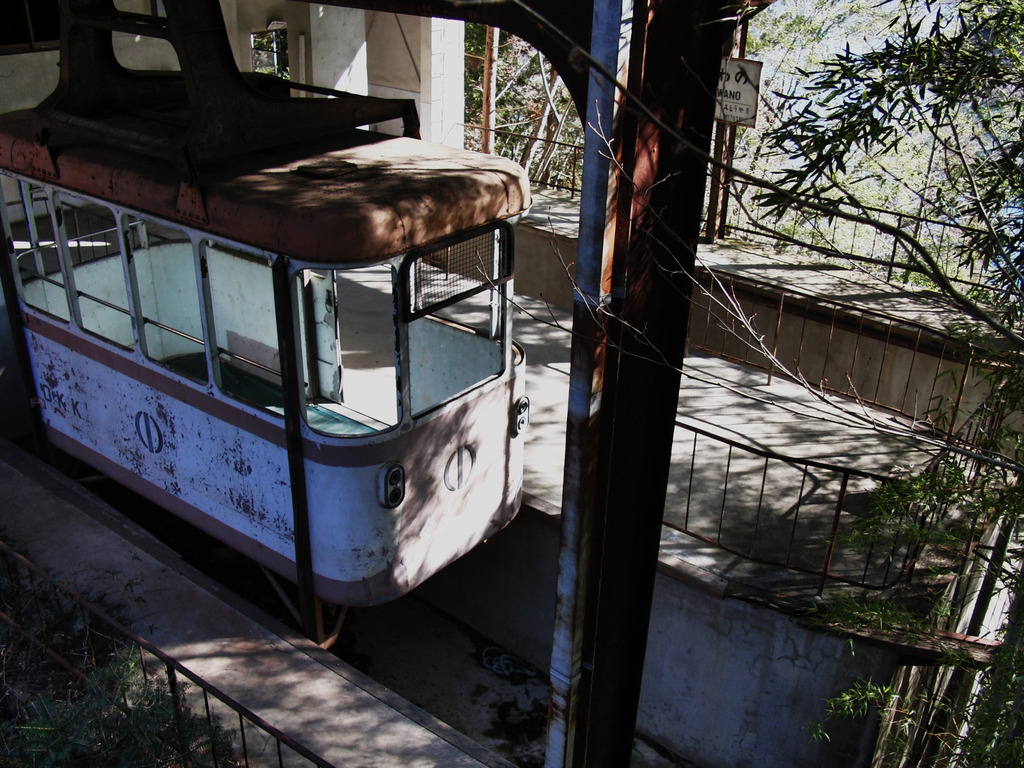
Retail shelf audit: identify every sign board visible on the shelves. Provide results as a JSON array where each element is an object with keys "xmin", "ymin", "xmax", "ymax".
[{"xmin": 715, "ymin": 58, "xmax": 762, "ymax": 127}]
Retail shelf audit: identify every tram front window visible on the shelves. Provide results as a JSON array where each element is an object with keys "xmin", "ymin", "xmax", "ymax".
[{"xmin": 405, "ymin": 225, "xmax": 512, "ymax": 416}]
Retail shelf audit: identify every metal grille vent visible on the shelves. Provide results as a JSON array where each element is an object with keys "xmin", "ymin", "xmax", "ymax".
[{"xmin": 406, "ymin": 224, "xmax": 512, "ymax": 319}]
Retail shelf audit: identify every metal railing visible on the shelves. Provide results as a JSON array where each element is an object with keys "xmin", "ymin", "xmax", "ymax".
[
  {"xmin": 719, "ymin": 179, "xmax": 992, "ymax": 294},
  {"xmin": 666, "ymin": 420, "xmax": 935, "ymax": 595},
  {"xmin": 0, "ymin": 538, "xmax": 337, "ymax": 768}
]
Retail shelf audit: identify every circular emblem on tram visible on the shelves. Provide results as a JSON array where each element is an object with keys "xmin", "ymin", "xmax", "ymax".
[
  {"xmin": 444, "ymin": 445, "xmax": 476, "ymax": 491},
  {"xmin": 135, "ymin": 411, "xmax": 163, "ymax": 454}
]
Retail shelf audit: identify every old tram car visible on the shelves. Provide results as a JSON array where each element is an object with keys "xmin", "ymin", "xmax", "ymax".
[{"xmin": 0, "ymin": 5, "xmax": 531, "ymax": 618}]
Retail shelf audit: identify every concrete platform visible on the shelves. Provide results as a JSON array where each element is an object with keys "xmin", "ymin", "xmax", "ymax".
[
  {"xmin": 0, "ymin": 438, "xmax": 514, "ymax": 768},
  {"xmin": 513, "ymin": 292, "xmax": 938, "ymax": 597}
]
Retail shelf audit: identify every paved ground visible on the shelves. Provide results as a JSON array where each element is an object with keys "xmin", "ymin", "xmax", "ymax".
[{"xmin": 513, "ymin": 290, "xmax": 938, "ymax": 598}]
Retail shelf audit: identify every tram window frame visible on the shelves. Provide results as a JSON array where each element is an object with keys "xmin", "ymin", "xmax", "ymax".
[
  {"xmin": 251, "ymin": 25, "xmax": 289, "ymax": 79},
  {"xmin": 203, "ymin": 240, "xmax": 287, "ymax": 413},
  {"xmin": 56, "ymin": 193, "xmax": 134, "ymax": 348},
  {"xmin": 7, "ymin": 184, "xmax": 135, "ymax": 346},
  {"xmin": 126, "ymin": 216, "xmax": 208, "ymax": 382},
  {"xmin": 401, "ymin": 223, "xmax": 512, "ymax": 416},
  {"xmin": 7, "ymin": 182, "xmax": 71, "ymax": 322}
]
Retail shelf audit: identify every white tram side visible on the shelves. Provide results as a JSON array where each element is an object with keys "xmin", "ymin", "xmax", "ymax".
[{"xmin": 0, "ymin": 113, "xmax": 532, "ymax": 607}]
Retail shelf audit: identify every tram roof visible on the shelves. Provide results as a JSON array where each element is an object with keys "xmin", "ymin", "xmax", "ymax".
[{"xmin": 0, "ymin": 111, "xmax": 531, "ymax": 265}]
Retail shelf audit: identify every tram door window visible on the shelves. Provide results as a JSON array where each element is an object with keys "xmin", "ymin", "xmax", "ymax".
[
  {"xmin": 203, "ymin": 241, "xmax": 284, "ymax": 411},
  {"xmin": 298, "ymin": 265, "xmax": 400, "ymax": 435},
  {"xmin": 405, "ymin": 225, "xmax": 511, "ymax": 415},
  {"xmin": 126, "ymin": 217, "xmax": 207, "ymax": 382}
]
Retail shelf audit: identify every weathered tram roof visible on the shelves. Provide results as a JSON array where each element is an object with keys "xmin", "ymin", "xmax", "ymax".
[{"xmin": 0, "ymin": 110, "xmax": 531, "ymax": 264}]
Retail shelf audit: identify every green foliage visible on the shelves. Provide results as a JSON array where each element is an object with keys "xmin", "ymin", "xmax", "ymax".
[
  {"xmin": 250, "ymin": 29, "xmax": 289, "ymax": 80},
  {"xmin": 1, "ymin": 648, "xmax": 231, "ymax": 767},
  {"xmin": 755, "ymin": 0, "xmax": 1024, "ymax": 319},
  {"xmin": 812, "ymin": 675, "xmax": 945, "ymax": 765},
  {"xmin": 735, "ymin": 3, "xmax": 1024, "ymax": 765},
  {"xmin": 845, "ymin": 460, "xmax": 969, "ymax": 556},
  {"xmin": 828, "ymin": 678, "xmax": 895, "ymax": 720},
  {"xmin": 464, "ymin": 23, "xmax": 584, "ymax": 192},
  {"xmin": 956, "ymin": 643, "xmax": 1024, "ymax": 766},
  {"xmin": 1, "ymin": 551, "xmax": 236, "ymax": 767}
]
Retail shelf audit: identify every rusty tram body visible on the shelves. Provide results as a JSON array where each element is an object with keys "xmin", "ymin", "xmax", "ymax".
[{"xmin": 0, "ymin": 2, "xmax": 532, "ymax": 618}]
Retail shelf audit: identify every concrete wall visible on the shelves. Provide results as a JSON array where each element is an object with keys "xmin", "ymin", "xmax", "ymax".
[
  {"xmin": 365, "ymin": 12, "xmax": 465, "ymax": 146},
  {"xmin": 513, "ymin": 208, "xmax": 989, "ymax": 433},
  {"xmin": 418, "ymin": 502, "xmax": 897, "ymax": 768},
  {"xmin": 515, "ymin": 221, "xmax": 579, "ymax": 311},
  {"xmin": 687, "ymin": 275, "xmax": 990, "ymax": 431}
]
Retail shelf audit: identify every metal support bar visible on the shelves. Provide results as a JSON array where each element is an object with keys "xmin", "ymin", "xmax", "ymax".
[
  {"xmin": 818, "ymin": 472, "xmax": 850, "ymax": 595},
  {"xmin": 550, "ymin": 2, "xmax": 734, "ymax": 766},
  {"xmin": 271, "ymin": 255, "xmax": 317, "ymax": 641},
  {"xmin": 33, "ymin": 0, "xmax": 422, "ymax": 186},
  {"xmin": 545, "ymin": 1, "xmax": 629, "ymax": 765}
]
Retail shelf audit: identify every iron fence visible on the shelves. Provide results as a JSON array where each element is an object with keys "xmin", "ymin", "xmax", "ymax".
[
  {"xmin": 0, "ymin": 538, "xmax": 337, "ymax": 768},
  {"xmin": 666, "ymin": 419, "xmax": 937, "ymax": 595},
  {"xmin": 718, "ymin": 179, "xmax": 992, "ymax": 294}
]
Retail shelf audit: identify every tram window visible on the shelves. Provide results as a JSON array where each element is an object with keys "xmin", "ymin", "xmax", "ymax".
[
  {"xmin": 405, "ymin": 225, "xmax": 511, "ymax": 415},
  {"xmin": 10, "ymin": 183, "xmax": 70, "ymax": 321},
  {"xmin": 298, "ymin": 265, "xmax": 400, "ymax": 435},
  {"xmin": 0, "ymin": 1, "xmax": 58, "ymax": 52},
  {"xmin": 204, "ymin": 241, "xmax": 284, "ymax": 411},
  {"xmin": 127, "ymin": 217, "xmax": 207, "ymax": 382},
  {"xmin": 57, "ymin": 195, "xmax": 134, "ymax": 346},
  {"xmin": 251, "ymin": 26, "xmax": 289, "ymax": 79}
]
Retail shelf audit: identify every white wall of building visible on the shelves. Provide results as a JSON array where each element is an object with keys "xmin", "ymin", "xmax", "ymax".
[
  {"xmin": 308, "ymin": 5, "xmax": 369, "ymax": 94},
  {"xmin": 1, "ymin": 2, "xmax": 464, "ymax": 145},
  {"xmin": 366, "ymin": 12, "xmax": 464, "ymax": 146}
]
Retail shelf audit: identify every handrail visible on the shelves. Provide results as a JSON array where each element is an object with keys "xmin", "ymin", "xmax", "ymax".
[
  {"xmin": 688, "ymin": 265, "xmax": 978, "ymax": 433},
  {"xmin": 462, "ymin": 123, "xmax": 583, "ymax": 197},
  {"xmin": 0, "ymin": 538, "xmax": 338, "ymax": 768},
  {"xmin": 718, "ymin": 178, "xmax": 995, "ymax": 294},
  {"xmin": 667, "ymin": 417, "xmax": 926, "ymax": 594}
]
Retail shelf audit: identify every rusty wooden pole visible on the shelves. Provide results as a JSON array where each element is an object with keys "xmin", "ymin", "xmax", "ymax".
[
  {"xmin": 545, "ymin": 0, "xmax": 632, "ymax": 765},
  {"xmin": 562, "ymin": 1, "xmax": 734, "ymax": 765},
  {"xmin": 704, "ymin": 19, "xmax": 747, "ymax": 242}
]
